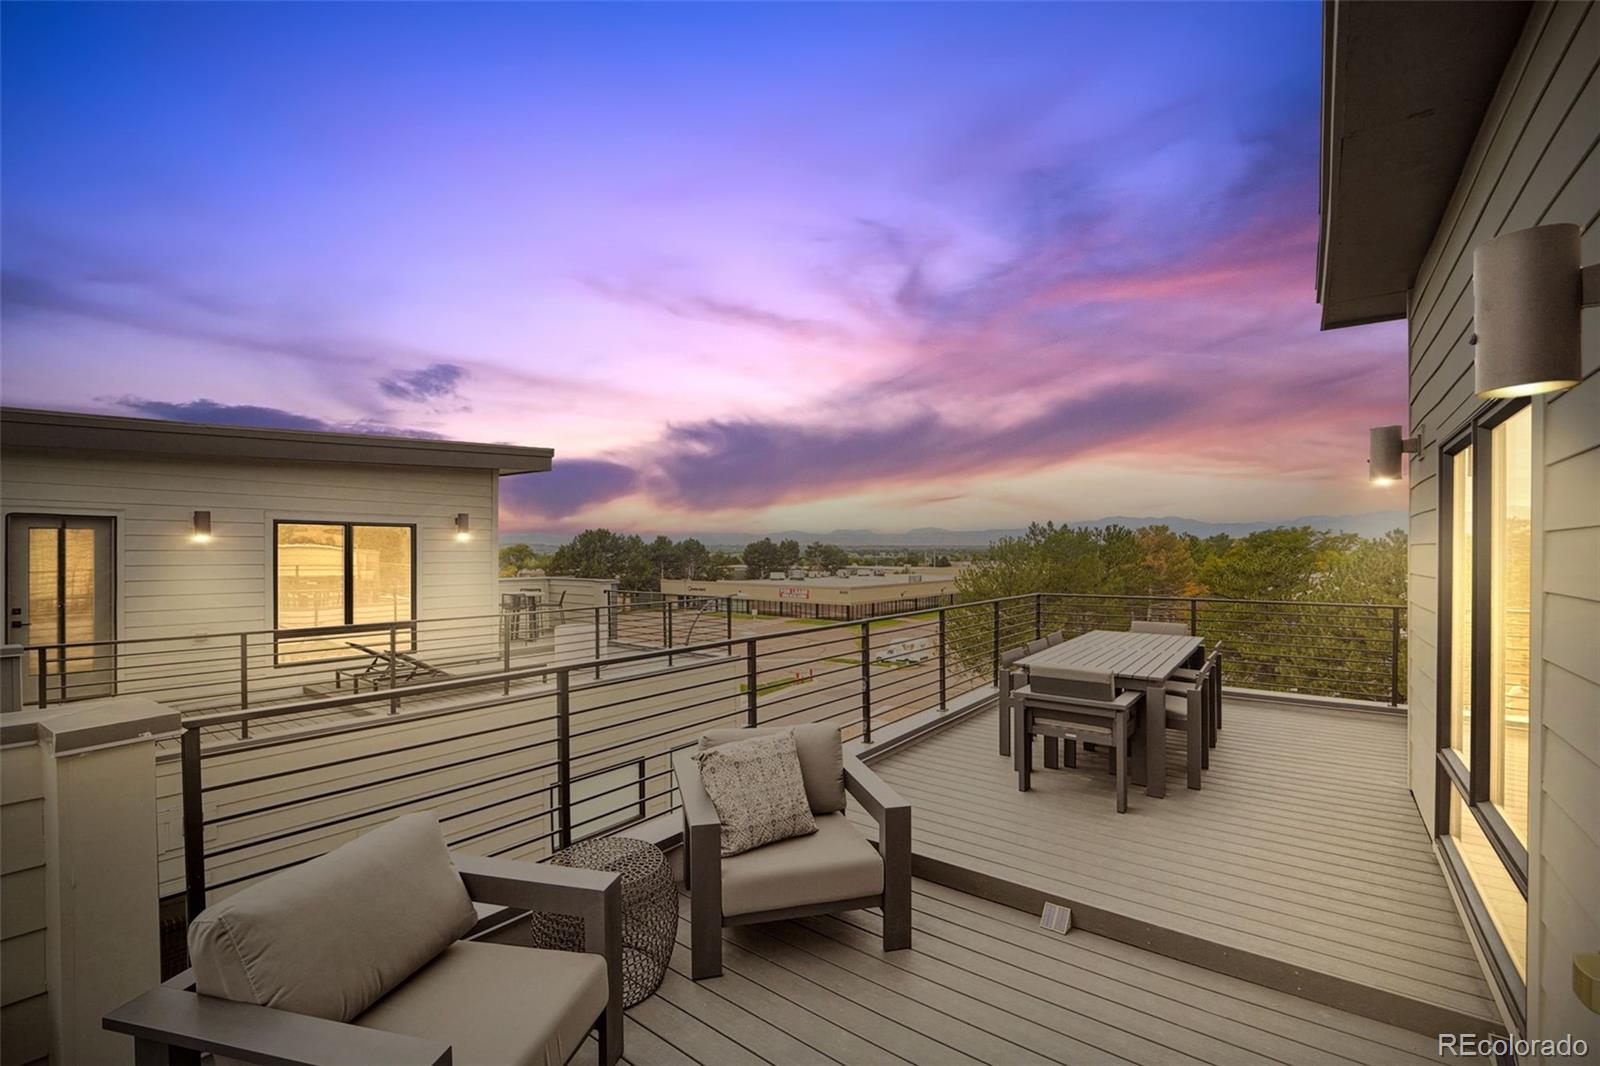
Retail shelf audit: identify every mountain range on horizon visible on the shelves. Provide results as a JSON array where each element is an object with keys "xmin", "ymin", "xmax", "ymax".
[{"xmin": 501, "ymin": 511, "xmax": 1408, "ymax": 550}]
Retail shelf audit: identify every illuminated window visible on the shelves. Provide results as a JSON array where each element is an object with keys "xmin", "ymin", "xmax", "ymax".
[
  {"xmin": 1437, "ymin": 401, "xmax": 1532, "ymax": 1014},
  {"xmin": 275, "ymin": 522, "xmax": 414, "ymax": 656}
]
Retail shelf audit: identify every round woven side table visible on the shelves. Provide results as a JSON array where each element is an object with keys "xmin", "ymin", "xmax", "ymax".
[{"xmin": 530, "ymin": 837, "xmax": 677, "ymax": 1007}]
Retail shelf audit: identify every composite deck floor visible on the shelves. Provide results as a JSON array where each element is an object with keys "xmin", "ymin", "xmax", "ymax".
[
  {"xmin": 582, "ymin": 880, "xmax": 1465, "ymax": 1065},
  {"xmin": 849, "ymin": 700, "xmax": 1499, "ymax": 1031}
]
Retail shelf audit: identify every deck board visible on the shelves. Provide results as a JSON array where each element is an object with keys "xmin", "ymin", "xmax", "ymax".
[
  {"xmin": 566, "ymin": 881, "xmax": 1464, "ymax": 1065},
  {"xmin": 851, "ymin": 700, "xmax": 1500, "ymax": 1033}
]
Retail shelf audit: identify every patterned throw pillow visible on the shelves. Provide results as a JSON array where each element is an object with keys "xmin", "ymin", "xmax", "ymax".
[{"xmin": 694, "ymin": 731, "xmax": 817, "ymax": 857}]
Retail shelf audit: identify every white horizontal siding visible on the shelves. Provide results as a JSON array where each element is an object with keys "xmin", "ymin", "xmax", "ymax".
[{"xmin": 2, "ymin": 450, "xmax": 503, "ymax": 706}]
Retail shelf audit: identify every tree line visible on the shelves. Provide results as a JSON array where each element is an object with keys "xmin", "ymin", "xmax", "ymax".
[{"xmin": 501, "ymin": 530, "xmax": 947, "ymax": 588}]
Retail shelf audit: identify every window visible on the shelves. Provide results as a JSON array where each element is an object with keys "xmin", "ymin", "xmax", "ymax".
[
  {"xmin": 274, "ymin": 521, "xmax": 415, "ymax": 656},
  {"xmin": 1437, "ymin": 400, "xmax": 1531, "ymax": 1017}
]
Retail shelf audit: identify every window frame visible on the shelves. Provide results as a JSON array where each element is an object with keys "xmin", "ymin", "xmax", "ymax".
[
  {"xmin": 1433, "ymin": 396, "xmax": 1531, "ymax": 1027},
  {"xmin": 271, "ymin": 519, "xmax": 418, "ymax": 650}
]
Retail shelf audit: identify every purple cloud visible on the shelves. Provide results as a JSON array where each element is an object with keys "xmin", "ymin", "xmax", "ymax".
[
  {"xmin": 379, "ymin": 363, "xmax": 467, "ymax": 403},
  {"xmin": 99, "ymin": 396, "xmax": 447, "ymax": 439},
  {"xmin": 500, "ymin": 459, "xmax": 640, "ymax": 523}
]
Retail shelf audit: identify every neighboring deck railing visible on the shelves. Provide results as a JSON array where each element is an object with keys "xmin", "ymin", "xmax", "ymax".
[
  {"xmin": 9, "ymin": 596, "xmax": 735, "ymax": 716},
  {"xmin": 164, "ymin": 591, "xmax": 1405, "ymax": 939}
]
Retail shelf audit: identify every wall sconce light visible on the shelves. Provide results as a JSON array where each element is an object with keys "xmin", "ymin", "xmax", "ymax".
[
  {"xmin": 1369, "ymin": 425, "xmax": 1421, "ymax": 485},
  {"xmin": 455, "ymin": 513, "xmax": 471, "ymax": 542},
  {"xmin": 1471, "ymin": 223, "xmax": 1598, "ymax": 398},
  {"xmin": 192, "ymin": 510, "xmax": 212, "ymax": 543}
]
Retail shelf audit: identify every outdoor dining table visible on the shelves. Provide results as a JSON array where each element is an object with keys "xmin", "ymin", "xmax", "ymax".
[{"xmin": 1017, "ymin": 629, "xmax": 1202, "ymax": 799}]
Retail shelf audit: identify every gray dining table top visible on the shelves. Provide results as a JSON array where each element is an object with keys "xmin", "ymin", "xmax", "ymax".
[{"xmin": 1017, "ymin": 629, "xmax": 1202, "ymax": 683}]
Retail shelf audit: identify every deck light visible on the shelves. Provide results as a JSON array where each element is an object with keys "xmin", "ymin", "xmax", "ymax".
[
  {"xmin": 1471, "ymin": 224, "xmax": 1598, "ymax": 398},
  {"xmin": 455, "ymin": 513, "xmax": 471, "ymax": 542},
  {"xmin": 192, "ymin": 510, "xmax": 212, "ymax": 543},
  {"xmin": 1369, "ymin": 425, "xmax": 1421, "ymax": 484}
]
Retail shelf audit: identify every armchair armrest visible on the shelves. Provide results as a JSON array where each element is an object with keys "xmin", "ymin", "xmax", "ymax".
[
  {"xmin": 672, "ymin": 747, "xmax": 721, "ymax": 833},
  {"xmin": 673, "ymin": 745, "xmax": 725, "ymax": 979},
  {"xmin": 843, "ymin": 754, "xmax": 912, "ymax": 950},
  {"xmin": 842, "ymin": 754, "xmax": 908, "ymax": 824},
  {"xmin": 104, "ymin": 985, "xmax": 450, "ymax": 1066}
]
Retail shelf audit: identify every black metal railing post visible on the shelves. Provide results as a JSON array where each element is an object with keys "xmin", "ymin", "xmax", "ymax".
[
  {"xmin": 181, "ymin": 726, "xmax": 206, "ymax": 923},
  {"xmin": 1189, "ymin": 598, "xmax": 1198, "ymax": 636},
  {"xmin": 1034, "ymin": 593, "xmax": 1043, "ymax": 639},
  {"xmin": 745, "ymin": 639, "xmax": 758, "ymax": 727},
  {"xmin": 504, "ymin": 614, "xmax": 513, "ymax": 696},
  {"xmin": 387, "ymin": 626, "xmax": 398, "ymax": 714},
  {"xmin": 239, "ymin": 634, "xmax": 250, "ymax": 739},
  {"xmin": 556, "ymin": 668, "xmax": 573, "ymax": 849},
  {"xmin": 860, "ymin": 621, "xmax": 872, "ymax": 743},
  {"xmin": 938, "ymin": 608, "xmax": 947, "ymax": 710},
  {"xmin": 36, "ymin": 648, "xmax": 48, "ymax": 708},
  {"xmin": 991, "ymin": 600, "xmax": 1001, "ymax": 684},
  {"xmin": 726, "ymin": 597, "xmax": 734, "ymax": 642},
  {"xmin": 1390, "ymin": 606, "xmax": 1401, "ymax": 707}
]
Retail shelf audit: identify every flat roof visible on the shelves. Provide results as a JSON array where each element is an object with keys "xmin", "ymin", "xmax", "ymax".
[
  {"xmin": 0, "ymin": 407, "xmax": 553, "ymax": 475},
  {"xmin": 1316, "ymin": 0, "xmax": 1529, "ymax": 329}
]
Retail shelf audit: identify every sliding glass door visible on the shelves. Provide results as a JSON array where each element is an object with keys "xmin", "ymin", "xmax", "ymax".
[{"xmin": 1437, "ymin": 400, "xmax": 1531, "ymax": 1024}]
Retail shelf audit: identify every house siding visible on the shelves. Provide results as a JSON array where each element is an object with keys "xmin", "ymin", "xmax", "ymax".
[
  {"xmin": 0, "ymin": 451, "xmax": 500, "ymax": 638},
  {"xmin": 0, "ymin": 743, "xmax": 48, "ymax": 1066},
  {"xmin": 1404, "ymin": 0, "xmax": 1599, "ymax": 1046}
]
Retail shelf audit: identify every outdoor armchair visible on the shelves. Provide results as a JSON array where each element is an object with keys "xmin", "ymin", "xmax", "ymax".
[
  {"xmin": 1015, "ymin": 668, "xmax": 1144, "ymax": 813},
  {"xmin": 104, "ymin": 813, "xmax": 624, "ymax": 1066},
  {"xmin": 673, "ymin": 724, "xmax": 911, "ymax": 980}
]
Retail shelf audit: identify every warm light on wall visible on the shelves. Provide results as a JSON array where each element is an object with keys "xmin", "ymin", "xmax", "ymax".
[
  {"xmin": 1471, "ymin": 224, "xmax": 1597, "ymax": 398},
  {"xmin": 192, "ymin": 510, "xmax": 212, "ymax": 543},
  {"xmin": 1369, "ymin": 425, "xmax": 1421, "ymax": 484},
  {"xmin": 455, "ymin": 513, "xmax": 471, "ymax": 542}
]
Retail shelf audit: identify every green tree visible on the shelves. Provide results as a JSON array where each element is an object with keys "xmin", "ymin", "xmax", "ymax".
[
  {"xmin": 548, "ymin": 529, "xmax": 655, "ymax": 589},
  {"xmin": 678, "ymin": 538, "xmax": 712, "ymax": 579},
  {"xmin": 776, "ymin": 538, "xmax": 802, "ymax": 570},
  {"xmin": 743, "ymin": 537, "xmax": 783, "ymax": 579},
  {"xmin": 499, "ymin": 542, "xmax": 538, "ymax": 577},
  {"xmin": 1197, "ymin": 527, "xmax": 1330, "ymax": 600},
  {"xmin": 803, "ymin": 541, "xmax": 851, "ymax": 574}
]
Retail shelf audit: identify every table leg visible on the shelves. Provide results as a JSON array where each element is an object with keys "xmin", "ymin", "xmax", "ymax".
[{"xmin": 1144, "ymin": 682, "xmax": 1167, "ymax": 798}]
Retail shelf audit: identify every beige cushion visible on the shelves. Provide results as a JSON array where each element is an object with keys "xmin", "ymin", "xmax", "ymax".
[
  {"xmin": 700, "ymin": 723, "xmax": 846, "ymax": 813},
  {"xmin": 356, "ymin": 941, "xmax": 607, "ymax": 1066},
  {"xmin": 188, "ymin": 812, "xmax": 478, "ymax": 1023},
  {"xmin": 695, "ymin": 731, "xmax": 817, "ymax": 856},
  {"xmin": 721, "ymin": 812, "xmax": 884, "ymax": 918}
]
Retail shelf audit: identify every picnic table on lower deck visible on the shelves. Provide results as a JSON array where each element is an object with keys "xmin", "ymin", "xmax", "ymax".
[{"xmin": 1018, "ymin": 629, "xmax": 1202, "ymax": 798}]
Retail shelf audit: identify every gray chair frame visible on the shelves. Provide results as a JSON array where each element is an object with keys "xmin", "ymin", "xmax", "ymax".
[
  {"xmin": 103, "ymin": 853, "xmax": 624, "ymax": 1066},
  {"xmin": 674, "ymin": 747, "xmax": 911, "ymax": 980},
  {"xmin": 1015, "ymin": 672, "xmax": 1144, "ymax": 813},
  {"xmin": 1163, "ymin": 652, "xmax": 1219, "ymax": 789},
  {"xmin": 1172, "ymin": 643, "xmax": 1224, "ymax": 739}
]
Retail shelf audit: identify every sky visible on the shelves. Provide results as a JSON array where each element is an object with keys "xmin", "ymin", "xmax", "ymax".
[{"xmin": 0, "ymin": 1, "xmax": 1409, "ymax": 535}]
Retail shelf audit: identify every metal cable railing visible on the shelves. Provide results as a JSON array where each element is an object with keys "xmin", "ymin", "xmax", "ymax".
[
  {"xmin": 159, "ymin": 589, "xmax": 1405, "ymax": 946},
  {"xmin": 14, "ymin": 596, "xmax": 735, "ymax": 721}
]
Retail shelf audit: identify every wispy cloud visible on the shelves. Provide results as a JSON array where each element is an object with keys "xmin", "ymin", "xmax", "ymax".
[{"xmin": 379, "ymin": 363, "xmax": 468, "ymax": 404}]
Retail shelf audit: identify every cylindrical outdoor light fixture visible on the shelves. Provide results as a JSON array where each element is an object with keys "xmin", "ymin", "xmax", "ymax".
[
  {"xmin": 455, "ymin": 512, "xmax": 471, "ymax": 542},
  {"xmin": 1472, "ymin": 223, "xmax": 1592, "ymax": 398},
  {"xmin": 1369, "ymin": 425, "xmax": 1420, "ymax": 485},
  {"xmin": 192, "ymin": 510, "xmax": 212, "ymax": 543}
]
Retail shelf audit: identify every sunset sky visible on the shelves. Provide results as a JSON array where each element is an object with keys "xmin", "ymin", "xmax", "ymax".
[{"xmin": 1, "ymin": 2, "xmax": 1408, "ymax": 535}]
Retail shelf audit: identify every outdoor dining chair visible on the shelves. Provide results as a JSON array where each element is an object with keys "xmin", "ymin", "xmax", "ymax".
[
  {"xmin": 1161, "ymin": 651, "xmax": 1219, "ymax": 789},
  {"xmin": 1015, "ymin": 667, "xmax": 1143, "ymax": 812}
]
